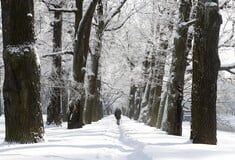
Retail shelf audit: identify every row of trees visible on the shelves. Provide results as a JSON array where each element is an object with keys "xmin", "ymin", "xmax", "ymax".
[
  {"xmin": 127, "ymin": 0, "xmax": 233, "ymax": 145},
  {"xmin": 0, "ymin": 0, "xmax": 129, "ymax": 143},
  {"xmin": 0, "ymin": 0, "xmax": 234, "ymax": 145}
]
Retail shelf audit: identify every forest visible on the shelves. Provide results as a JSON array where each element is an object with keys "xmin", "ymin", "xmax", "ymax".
[{"xmin": 0, "ymin": 0, "xmax": 235, "ymax": 158}]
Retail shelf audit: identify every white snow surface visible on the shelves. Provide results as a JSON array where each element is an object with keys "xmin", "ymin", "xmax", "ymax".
[{"xmin": 0, "ymin": 115, "xmax": 235, "ymax": 160}]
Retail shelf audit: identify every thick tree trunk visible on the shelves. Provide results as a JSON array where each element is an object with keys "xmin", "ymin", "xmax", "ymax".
[
  {"xmin": 1, "ymin": 0, "xmax": 44, "ymax": 143},
  {"xmin": 73, "ymin": 0, "xmax": 98, "ymax": 125},
  {"xmin": 84, "ymin": 0, "xmax": 103, "ymax": 124},
  {"xmin": 92, "ymin": 78, "xmax": 103, "ymax": 121},
  {"xmin": 191, "ymin": 0, "xmax": 222, "ymax": 144},
  {"xmin": 167, "ymin": 0, "xmax": 192, "ymax": 136},
  {"xmin": 47, "ymin": 10, "xmax": 63, "ymax": 126}
]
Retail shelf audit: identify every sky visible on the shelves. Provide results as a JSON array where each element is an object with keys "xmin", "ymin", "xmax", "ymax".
[{"xmin": 0, "ymin": 115, "xmax": 235, "ymax": 160}]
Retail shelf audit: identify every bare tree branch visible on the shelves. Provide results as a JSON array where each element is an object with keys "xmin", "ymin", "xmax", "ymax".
[
  {"xmin": 104, "ymin": 0, "xmax": 128, "ymax": 27},
  {"xmin": 220, "ymin": 63, "xmax": 235, "ymax": 74},
  {"xmin": 219, "ymin": 0, "xmax": 232, "ymax": 9},
  {"xmin": 187, "ymin": 63, "xmax": 235, "ymax": 75},
  {"xmin": 42, "ymin": 0, "xmax": 77, "ymax": 13},
  {"xmin": 41, "ymin": 50, "xmax": 73, "ymax": 58}
]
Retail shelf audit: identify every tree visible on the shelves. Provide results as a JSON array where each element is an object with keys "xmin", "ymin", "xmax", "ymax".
[
  {"xmin": 84, "ymin": 0, "xmax": 103, "ymax": 124},
  {"xmin": 166, "ymin": 0, "xmax": 192, "ymax": 136},
  {"xmin": 84, "ymin": 0, "xmax": 128, "ymax": 124},
  {"xmin": 73, "ymin": 0, "xmax": 99, "ymax": 124},
  {"xmin": 138, "ymin": 0, "xmax": 175, "ymax": 126},
  {"xmin": 191, "ymin": 0, "xmax": 222, "ymax": 144},
  {"xmin": 1, "ymin": 0, "xmax": 44, "ymax": 143},
  {"xmin": 46, "ymin": 1, "xmax": 63, "ymax": 126}
]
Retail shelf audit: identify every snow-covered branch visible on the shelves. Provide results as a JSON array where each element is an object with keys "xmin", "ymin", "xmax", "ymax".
[
  {"xmin": 187, "ymin": 63, "xmax": 235, "ymax": 74},
  {"xmin": 41, "ymin": 50, "xmax": 73, "ymax": 58},
  {"xmin": 220, "ymin": 63, "xmax": 235, "ymax": 74},
  {"xmin": 179, "ymin": 19, "xmax": 197, "ymax": 28},
  {"xmin": 219, "ymin": 0, "xmax": 232, "ymax": 9},
  {"xmin": 47, "ymin": 7, "xmax": 77, "ymax": 13},
  {"xmin": 104, "ymin": 0, "xmax": 128, "ymax": 27},
  {"xmin": 104, "ymin": 3, "xmax": 147, "ymax": 32},
  {"xmin": 42, "ymin": 0, "xmax": 77, "ymax": 13},
  {"xmin": 105, "ymin": 13, "xmax": 132, "ymax": 31}
]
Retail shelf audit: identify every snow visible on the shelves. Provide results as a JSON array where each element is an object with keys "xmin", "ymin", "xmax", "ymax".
[
  {"xmin": 1, "ymin": 115, "xmax": 235, "ymax": 160},
  {"xmin": 27, "ymin": 13, "xmax": 33, "ymax": 17},
  {"xmin": 205, "ymin": 2, "xmax": 218, "ymax": 7}
]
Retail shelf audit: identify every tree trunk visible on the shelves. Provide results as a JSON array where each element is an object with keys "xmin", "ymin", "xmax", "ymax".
[
  {"xmin": 62, "ymin": 84, "xmax": 69, "ymax": 122},
  {"xmin": 73, "ymin": 0, "xmax": 98, "ymax": 125},
  {"xmin": 133, "ymin": 86, "xmax": 142, "ymax": 120},
  {"xmin": 191, "ymin": 0, "xmax": 222, "ymax": 144},
  {"xmin": 1, "ymin": 0, "xmax": 44, "ymax": 143},
  {"xmin": 156, "ymin": 90, "xmax": 167, "ymax": 128},
  {"xmin": 47, "ymin": 10, "xmax": 63, "ymax": 126},
  {"xmin": 138, "ymin": 53, "xmax": 155, "ymax": 122},
  {"xmin": 73, "ymin": 0, "xmax": 97, "ymax": 82},
  {"xmin": 128, "ymin": 83, "xmax": 136, "ymax": 119},
  {"xmin": 167, "ymin": 0, "xmax": 192, "ymax": 136},
  {"xmin": 0, "ymin": 68, "xmax": 2, "ymax": 116},
  {"xmin": 75, "ymin": 0, "xmax": 83, "ymax": 37},
  {"xmin": 92, "ymin": 77, "xmax": 103, "ymax": 121},
  {"xmin": 84, "ymin": 0, "xmax": 103, "ymax": 124},
  {"xmin": 148, "ymin": 29, "xmax": 168, "ymax": 127}
]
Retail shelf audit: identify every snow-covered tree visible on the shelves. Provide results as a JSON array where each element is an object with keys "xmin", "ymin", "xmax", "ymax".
[
  {"xmin": 191, "ymin": 0, "xmax": 222, "ymax": 145},
  {"xmin": 1, "ymin": 0, "xmax": 44, "ymax": 143},
  {"xmin": 166, "ymin": 0, "xmax": 192, "ymax": 136}
]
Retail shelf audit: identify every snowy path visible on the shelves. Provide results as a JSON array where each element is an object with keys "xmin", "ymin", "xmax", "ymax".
[{"xmin": 1, "ymin": 115, "xmax": 235, "ymax": 160}]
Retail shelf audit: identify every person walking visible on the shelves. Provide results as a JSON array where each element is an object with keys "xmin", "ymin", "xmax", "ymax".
[{"xmin": 114, "ymin": 108, "xmax": 122, "ymax": 125}]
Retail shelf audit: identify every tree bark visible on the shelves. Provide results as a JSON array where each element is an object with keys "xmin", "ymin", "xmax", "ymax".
[
  {"xmin": 191, "ymin": 0, "xmax": 222, "ymax": 144},
  {"xmin": 128, "ymin": 83, "xmax": 136, "ymax": 119},
  {"xmin": 167, "ymin": 0, "xmax": 192, "ymax": 136},
  {"xmin": 156, "ymin": 90, "xmax": 168, "ymax": 128},
  {"xmin": 1, "ymin": 0, "xmax": 44, "ymax": 143},
  {"xmin": 0, "ymin": 69, "xmax": 2, "ymax": 116},
  {"xmin": 47, "ymin": 10, "xmax": 63, "ymax": 126},
  {"xmin": 73, "ymin": 0, "xmax": 97, "ymax": 82},
  {"xmin": 84, "ymin": 0, "xmax": 103, "ymax": 124},
  {"xmin": 148, "ymin": 30, "xmax": 168, "ymax": 127}
]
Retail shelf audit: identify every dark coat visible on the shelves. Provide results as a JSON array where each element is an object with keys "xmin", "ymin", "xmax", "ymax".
[{"xmin": 114, "ymin": 108, "xmax": 122, "ymax": 120}]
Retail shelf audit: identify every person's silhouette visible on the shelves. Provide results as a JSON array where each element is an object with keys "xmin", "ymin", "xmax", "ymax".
[{"xmin": 114, "ymin": 108, "xmax": 122, "ymax": 125}]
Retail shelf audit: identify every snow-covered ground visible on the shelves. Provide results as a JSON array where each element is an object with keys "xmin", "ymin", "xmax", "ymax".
[{"xmin": 0, "ymin": 115, "xmax": 235, "ymax": 160}]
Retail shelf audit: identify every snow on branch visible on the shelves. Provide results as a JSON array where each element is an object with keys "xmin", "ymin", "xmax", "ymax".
[
  {"xmin": 41, "ymin": 50, "xmax": 73, "ymax": 58},
  {"xmin": 220, "ymin": 63, "xmax": 235, "ymax": 74},
  {"xmin": 220, "ymin": 0, "xmax": 232, "ymax": 9},
  {"xmin": 187, "ymin": 63, "xmax": 235, "ymax": 74},
  {"xmin": 47, "ymin": 7, "xmax": 77, "ymax": 13},
  {"xmin": 104, "ymin": 0, "xmax": 128, "ymax": 27},
  {"xmin": 105, "ymin": 3, "xmax": 146, "ymax": 32},
  {"xmin": 42, "ymin": 0, "xmax": 77, "ymax": 13},
  {"xmin": 105, "ymin": 12, "xmax": 132, "ymax": 31},
  {"xmin": 179, "ymin": 19, "xmax": 197, "ymax": 28}
]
